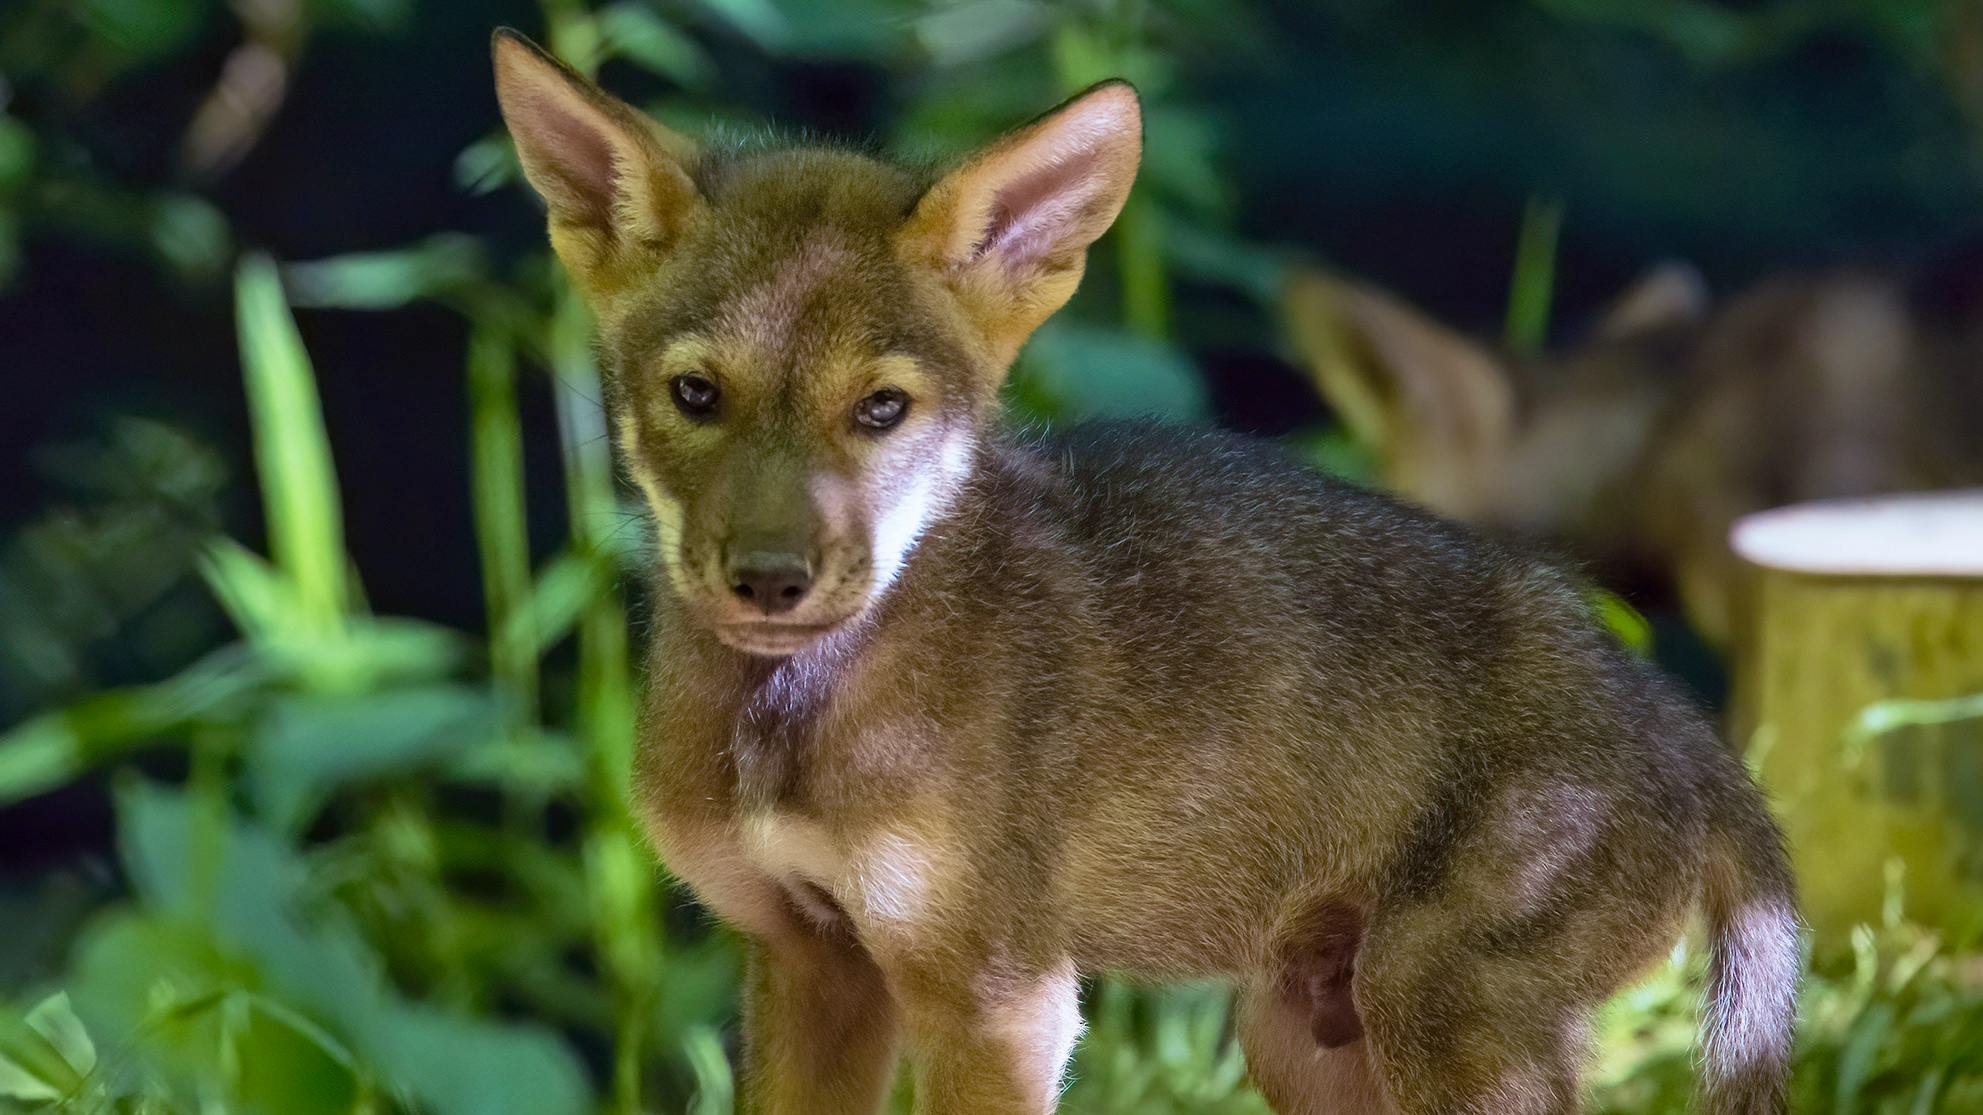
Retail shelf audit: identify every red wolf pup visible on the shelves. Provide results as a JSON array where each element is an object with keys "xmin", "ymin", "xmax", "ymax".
[
  {"xmin": 493, "ymin": 30, "xmax": 1800, "ymax": 1115},
  {"xmin": 1284, "ymin": 258, "xmax": 1983, "ymax": 648}
]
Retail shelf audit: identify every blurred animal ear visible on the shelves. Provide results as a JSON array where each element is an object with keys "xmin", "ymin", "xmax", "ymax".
[
  {"xmin": 899, "ymin": 81, "xmax": 1142, "ymax": 365},
  {"xmin": 492, "ymin": 28, "xmax": 702, "ymax": 294},
  {"xmin": 1282, "ymin": 267, "xmax": 1515, "ymax": 484},
  {"xmin": 1593, "ymin": 261, "xmax": 1709, "ymax": 340}
]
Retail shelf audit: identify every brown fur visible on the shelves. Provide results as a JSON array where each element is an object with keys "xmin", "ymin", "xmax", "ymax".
[
  {"xmin": 1285, "ymin": 259, "xmax": 1983, "ymax": 648},
  {"xmin": 495, "ymin": 29, "xmax": 1800, "ymax": 1113}
]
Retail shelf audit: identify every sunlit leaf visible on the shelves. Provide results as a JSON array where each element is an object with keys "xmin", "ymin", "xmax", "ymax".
[
  {"xmin": 24, "ymin": 993, "xmax": 95, "ymax": 1079},
  {"xmin": 234, "ymin": 255, "xmax": 349, "ymax": 633}
]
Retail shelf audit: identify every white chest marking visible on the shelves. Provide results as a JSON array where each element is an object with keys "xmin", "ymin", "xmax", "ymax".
[
  {"xmin": 739, "ymin": 811, "xmax": 941, "ymax": 933},
  {"xmin": 742, "ymin": 811, "xmax": 843, "ymax": 885}
]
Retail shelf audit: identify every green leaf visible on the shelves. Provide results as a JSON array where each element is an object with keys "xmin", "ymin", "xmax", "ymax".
[
  {"xmin": 1504, "ymin": 196, "xmax": 1563, "ymax": 356},
  {"xmin": 248, "ymin": 685, "xmax": 506, "ymax": 831},
  {"xmin": 281, "ymin": 234, "xmax": 488, "ymax": 311},
  {"xmin": 0, "ymin": 992, "xmax": 96, "ymax": 1103},
  {"xmin": 82, "ymin": 0, "xmax": 206, "ymax": 59},
  {"xmin": 1018, "ymin": 322, "xmax": 1210, "ymax": 423},
  {"xmin": 597, "ymin": 3, "xmax": 716, "ymax": 87},
  {"xmin": 373, "ymin": 1004, "xmax": 590, "ymax": 1115},
  {"xmin": 111, "ymin": 783, "xmax": 594, "ymax": 1115},
  {"xmin": 683, "ymin": 1024, "xmax": 735, "ymax": 1115},
  {"xmin": 0, "ymin": 1049, "xmax": 64, "ymax": 1102},
  {"xmin": 1288, "ymin": 427, "xmax": 1378, "ymax": 486},
  {"xmin": 199, "ymin": 536, "xmax": 305, "ymax": 641},
  {"xmin": 0, "ymin": 644, "xmax": 270, "ymax": 805},
  {"xmin": 502, "ymin": 550, "xmax": 617, "ymax": 657},
  {"xmin": 65, "ymin": 912, "xmax": 360, "ymax": 1115},
  {"xmin": 24, "ymin": 994, "xmax": 95, "ymax": 1079},
  {"xmin": 235, "ymin": 254, "xmax": 350, "ymax": 633},
  {"xmin": 1589, "ymin": 588, "xmax": 1654, "ymax": 656},
  {"xmin": 691, "ymin": 0, "xmax": 792, "ymax": 51},
  {"xmin": 148, "ymin": 195, "xmax": 231, "ymax": 280},
  {"xmin": 0, "ymin": 116, "xmax": 38, "ymax": 194}
]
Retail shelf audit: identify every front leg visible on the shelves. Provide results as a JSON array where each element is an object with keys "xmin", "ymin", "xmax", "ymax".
[
  {"xmin": 743, "ymin": 924, "xmax": 901, "ymax": 1115},
  {"xmin": 899, "ymin": 959, "xmax": 1083, "ymax": 1115}
]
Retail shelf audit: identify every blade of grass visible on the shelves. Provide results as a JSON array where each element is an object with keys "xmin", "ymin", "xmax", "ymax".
[
  {"xmin": 1504, "ymin": 196, "xmax": 1563, "ymax": 357},
  {"xmin": 468, "ymin": 323, "xmax": 539, "ymax": 722},
  {"xmin": 234, "ymin": 254, "xmax": 348, "ymax": 633},
  {"xmin": 550, "ymin": 282, "xmax": 660, "ymax": 1115}
]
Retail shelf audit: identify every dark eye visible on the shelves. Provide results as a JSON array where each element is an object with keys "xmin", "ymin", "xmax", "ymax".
[
  {"xmin": 671, "ymin": 374, "xmax": 719, "ymax": 419},
  {"xmin": 854, "ymin": 388, "xmax": 908, "ymax": 431}
]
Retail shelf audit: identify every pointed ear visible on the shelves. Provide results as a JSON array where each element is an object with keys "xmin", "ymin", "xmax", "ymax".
[
  {"xmin": 1593, "ymin": 260, "xmax": 1708, "ymax": 340},
  {"xmin": 899, "ymin": 81, "xmax": 1142, "ymax": 363},
  {"xmin": 1282, "ymin": 267, "xmax": 1514, "ymax": 472},
  {"xmin": 492, "ymin": 28, "xmax": 702, "ymax": 294}
]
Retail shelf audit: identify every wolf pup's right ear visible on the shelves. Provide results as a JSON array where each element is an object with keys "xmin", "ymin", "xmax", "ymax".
[
  {"xmin": 899, "ymin": 81, "xmax": 1142, "ymax": 369},
  {"xmin": 492, "ymin": 29, "xmax": 702, "ymax": 296}
]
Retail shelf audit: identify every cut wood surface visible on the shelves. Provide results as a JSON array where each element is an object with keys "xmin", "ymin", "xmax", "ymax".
[{"xmin": 1734, "ymin": 490, "xmax": 1983, "ymax": 940}]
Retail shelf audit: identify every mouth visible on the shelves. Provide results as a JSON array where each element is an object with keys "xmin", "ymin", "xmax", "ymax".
[{"xmin": 713, "ymin": 619, "xmax": 839, "ymax": 657}]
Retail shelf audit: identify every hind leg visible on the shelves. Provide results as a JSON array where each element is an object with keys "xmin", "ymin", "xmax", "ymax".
[
  {"xmin": 1352, "ymin": 879, "xmax": 1681, "ymax": 1113},
  {"xmin": 1355, "ymin": 914, "xmax": 1590, "ymax": 1115},
  {"xmin": 1239, "ymin": 899, "xmax": 1395, "ymax": 1114},
  {"xmin": 1238, "ymin": 979, "xmax": 1394, "ymax": 1114},
  {"xmin": 1352, "ymin": 768, "xmax": 1699, "ymax": 1114}
]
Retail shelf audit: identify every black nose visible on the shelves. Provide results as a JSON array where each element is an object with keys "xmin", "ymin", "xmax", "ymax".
[{"xmin": 727, "ymin": 552, "xmax": 813, "ymax": 615}]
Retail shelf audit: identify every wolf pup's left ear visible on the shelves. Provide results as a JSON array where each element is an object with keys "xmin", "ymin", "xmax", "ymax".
[
  {"xmin": 492, "ymin": 29, "xmax": 701, "ymax": 295},
  {"xmin": 900, "ymin": 81, "xmax": 1142, "ymax": 365}
]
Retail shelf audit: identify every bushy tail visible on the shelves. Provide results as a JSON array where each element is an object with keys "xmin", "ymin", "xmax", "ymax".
[{"xmin": 1697, "ymin": 790, "xmax": 1801, "ymax": 1115}]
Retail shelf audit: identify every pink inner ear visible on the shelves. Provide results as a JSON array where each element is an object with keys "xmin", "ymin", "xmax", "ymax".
[
  {"xmin": 970, "ymin": 147, "xmax": 1106, "ymax": 273},
  {"xmin": 515, "ymin": 88, "xmax": 620, "ymax": 222}
]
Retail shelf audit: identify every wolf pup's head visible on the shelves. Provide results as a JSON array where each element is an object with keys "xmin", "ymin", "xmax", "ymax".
[
  {"xmin": 493, "ymin": 30, "xmax": 1140, "ymax": 657},
  {"xmin": 1282, "ymin": 263, "xmax": 1709, "ymax": 539}
]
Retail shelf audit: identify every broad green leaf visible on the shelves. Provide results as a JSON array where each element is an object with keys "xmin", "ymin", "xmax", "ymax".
[
  {"xmin": 112, "ymin": 783, "xmax": 593, "ymax": 1115},
  {"xmin": 66, "ymin": 912, "xmax": 359, "ymax": 1115},
  {"xmin": 443, "ymin": 728, "xmax": 586, "ymax": 799},
  {"xmin": 1018, "ymin": 322, "xmax": 1210, "ymax": 423},
  {"xmin": 248, "ymin": 685, "xmax": 505, "ymax": 831},
  {"xmin": 372, "ymin": 1004, "xmax": 590, "ymax": 1115}
]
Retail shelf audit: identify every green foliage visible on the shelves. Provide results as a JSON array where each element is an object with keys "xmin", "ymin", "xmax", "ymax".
[{"xmin": 8, "ymin": 1, "xmax": 1983, "ymax": 1113}]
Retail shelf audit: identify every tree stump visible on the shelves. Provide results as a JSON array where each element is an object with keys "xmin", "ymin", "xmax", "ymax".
[{"xmin": 1732, "ymin": 490, "xmax": 1983, "ymax": 942}]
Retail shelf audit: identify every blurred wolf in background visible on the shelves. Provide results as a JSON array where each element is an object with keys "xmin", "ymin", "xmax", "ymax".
[
  {"xmin": 493, "ymin": 27, "xmax": 1798, "ymax": 1114},
  {"xmin": 1286, "ymin": 255, "xmax": 1983, "ymax": 648}
]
